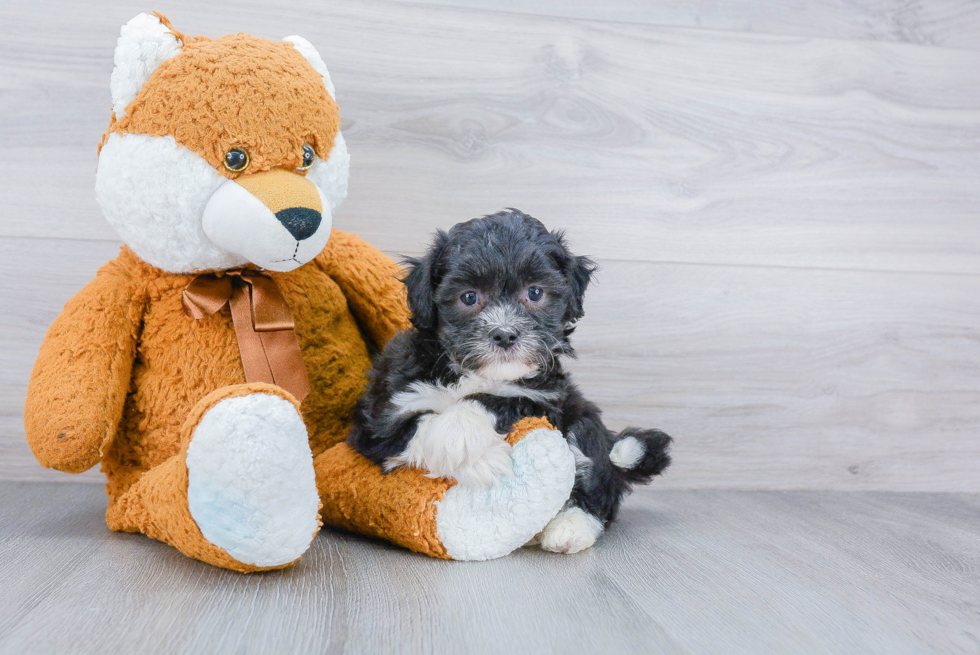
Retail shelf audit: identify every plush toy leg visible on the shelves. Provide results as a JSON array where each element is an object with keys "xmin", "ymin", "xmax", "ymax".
[
  {"xmin": 315, "ymin": 417, "xmax": 575, "ymax": 561},
  {"xmin": 106, "ymin": 383, "xmax": 321, "ymax": 572}
]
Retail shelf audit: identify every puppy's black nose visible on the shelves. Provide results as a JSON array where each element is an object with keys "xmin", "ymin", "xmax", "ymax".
[
  {"xmin": 490, "ymin": 327, "xmax": 520, "ymax": 349},
  {"xmin": 275, "ymin": 207, "xmax": 322, "ymax": 241}
]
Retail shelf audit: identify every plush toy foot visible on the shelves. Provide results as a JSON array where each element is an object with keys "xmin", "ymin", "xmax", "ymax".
[
  {"xmin": 185, "ymin": 386, "xmax": 321, "ymax": 569},
  {"xmin": 435, "ymin": 427, "xmax": 574, "ymax": 559},
  {"xmin": 315, "ymin": 417, "xmax": 575, "ymax": 561},
  {"xmin": 538, "ymin": 506, "xmax": 604, "ymax": 554},
  {"xmin": 107, "ymin": 383, "xmax": 320, "ymax": 572}
]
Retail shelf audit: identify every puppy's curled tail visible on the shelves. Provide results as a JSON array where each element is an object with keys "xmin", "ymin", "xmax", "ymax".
[{"xmin": 609, "ymin": 427, "xmax": 672, "ymax": 484}]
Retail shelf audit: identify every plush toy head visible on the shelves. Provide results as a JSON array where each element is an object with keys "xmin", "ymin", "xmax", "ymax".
[{"xmin": 96, "ymin": 12, "xmax": 349, "ymax": 273}]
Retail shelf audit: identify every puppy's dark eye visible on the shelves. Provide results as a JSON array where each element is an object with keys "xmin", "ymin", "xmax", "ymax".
[
  {"xmin": 526, "ymin": 287, "xmax": 544, "ymax": 302},
  {"xmin": 224, "ymin": 148, "xmax": 249, "ymax": 172},
  {"xmin": 298, "ymin": 144, "xmax": 316, "ymax": 171},
  {"xmin": 460, "ymin": 291, "xmax": 479, "ymax": 306}
]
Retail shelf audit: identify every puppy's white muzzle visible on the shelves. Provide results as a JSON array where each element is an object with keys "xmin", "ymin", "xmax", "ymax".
[{"xmin": 202, "ymin": 169, "xmax": 332, "ymax": 272}]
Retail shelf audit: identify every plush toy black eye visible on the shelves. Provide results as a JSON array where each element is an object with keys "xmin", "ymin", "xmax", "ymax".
[
  {"xmin": 527, "ymin": 287, "xmax": 543, "ymax": 302},
  {"xmin": 299, "ymin": 145, "xmax": 316, "ymax": 171},
  {"xmin": 461, "ymin": 291, "xmax": 479, "ymax": 306},
  {"xmin": 224, "ymin": 148, "xmax": 249, "ymax": 172}
]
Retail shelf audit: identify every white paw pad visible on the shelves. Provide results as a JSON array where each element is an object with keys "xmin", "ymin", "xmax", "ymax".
[
  {"xmin": 540, "ymin": 507, "xmax": 603, "ymax": 554},
  {"xmin": 186, "ymin": 392, "xmax": 319, "ymax": 567}
]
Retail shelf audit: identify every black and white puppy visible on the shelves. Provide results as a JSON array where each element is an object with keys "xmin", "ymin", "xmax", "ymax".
[{"xmin": 348, "ymin": 209, "xmax": 671, "ymax": 553}]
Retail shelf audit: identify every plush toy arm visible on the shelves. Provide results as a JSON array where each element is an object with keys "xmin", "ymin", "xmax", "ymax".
[
  {"xmin": 315, "ymin": 229, "xmax": 410, "ymax": 350},
  {"xmin": 24, "ymin": 260, "xmax": 143, "ymax": 473}
]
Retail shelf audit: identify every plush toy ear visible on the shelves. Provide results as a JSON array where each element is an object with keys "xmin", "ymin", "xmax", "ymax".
[
  {"xmin": 282, "ymin": 35, "xmax": 336, "ymax": 100},
  {"xmin": 110, "ymin": 13, "xmax": 181, "ymax": 118},
  {"xmin": 402, "ymin": 230, "xmax": 449, "ymax": 331}
]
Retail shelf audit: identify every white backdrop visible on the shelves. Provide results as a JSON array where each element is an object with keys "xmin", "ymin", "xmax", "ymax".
[{"xmin": 3, "ymin": 0, "xmax": 979, "ymax": 489}]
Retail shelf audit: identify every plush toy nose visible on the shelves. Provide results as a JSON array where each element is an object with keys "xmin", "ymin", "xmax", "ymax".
[
  {"xmin": 274, "ymin": 207, "xmax": 321, "ymax": 241},
  {"xmin": 234, "ymin": 169, "xmax": 323, "ymax": 241}
]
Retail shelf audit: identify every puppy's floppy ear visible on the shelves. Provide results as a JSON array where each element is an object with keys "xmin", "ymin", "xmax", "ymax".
[
  {"xmin": 564, "ymin": 254, "xmax": 597, "ymax": 322},
  {"xmin": 403, "ymin": 230, "xmax": 449, "ymax": 330}
]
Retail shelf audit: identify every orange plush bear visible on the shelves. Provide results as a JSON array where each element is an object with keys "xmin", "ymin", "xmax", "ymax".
[{"xmin": 24, "ymin": 13, "xmax": 575, "ymax": 572}]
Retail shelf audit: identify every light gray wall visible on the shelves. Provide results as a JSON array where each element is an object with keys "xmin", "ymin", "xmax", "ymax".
[{"xmin": 3, "ymin": 0, "xmax": 979, "ymax": 489}]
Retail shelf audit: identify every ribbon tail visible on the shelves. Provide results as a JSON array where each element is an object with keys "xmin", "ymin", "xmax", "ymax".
[
  {"xmin": 257, "ymin": 330, "xmax": 312, "ymax": 403},
  {"xmin": 229, "ymin": 282, "xmax": 277, "ymax": 386}
]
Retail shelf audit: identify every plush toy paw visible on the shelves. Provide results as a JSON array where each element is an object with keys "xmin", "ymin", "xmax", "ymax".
[
  {"xmin": 405, "ymin": 400, "xmax": 513, "ymax": 487},
  {"xmin": 435, "ymin": 427, "xmax": 576, "ymax": 559},
  {"xmin": 538, "ymin": 506, "xmax": 604, "ymax": 554},
  {"xmin": 186, "ymin": 391, "xmax": 320, "ymax": 568}
]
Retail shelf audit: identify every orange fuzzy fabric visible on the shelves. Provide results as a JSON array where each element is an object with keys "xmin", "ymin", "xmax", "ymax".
[
  {"xmin": 25, "ymin": 229, "xmax": 409, "ymax": 570},
  {"xmin": 111, "ymin": 383, "xmax": 314, "ymax": 573},
  {"xmin": 104, "ymin": 27, "xmax": 339, "ymax": 177},
  {"xmin": 315, "ymin": 417, "xmax": 555, "ymax": 559}
]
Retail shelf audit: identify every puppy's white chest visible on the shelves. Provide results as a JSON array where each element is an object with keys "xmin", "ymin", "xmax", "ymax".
[
  {"xmin": 386, "ymin": 374, "xmax": 544, "ymax": 487},
  {"xmin": 386, "ymin": 374, "xmax": 564, "ymax": 486},
  {"xmin": 387, "ymin": 393, "xmax": 513, "ymax": 487}
]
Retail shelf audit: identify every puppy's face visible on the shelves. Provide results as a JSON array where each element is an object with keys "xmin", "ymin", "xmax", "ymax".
[{"xmin": 405, "ymin": 210, "xmax": 595, "ymax": 381}]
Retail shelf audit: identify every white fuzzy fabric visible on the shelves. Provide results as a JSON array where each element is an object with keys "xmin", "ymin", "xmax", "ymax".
[
  {"xmin": 305, "ymin": 131, "xmax": 350, "ymax": 216},
  {"xmin": 609, "ymin": 435, "xmax": 645, "ymax": 470},
  {"xmin": 96, "ymin": 133, "xmax": 246, "ymax": 273},
  {"xmin": 201, "ymin": 179, "xmax": 332, "ymax": 273},
  {"xmin": 436, "ymin": 428, "xmax": 575, "ymax": 560},
  {"xmin": 186, "ymin": 393, "xmax": 320, "ymax": 568},
  {"xmin": 540, "ymin": 506, "xmax": 604, "ymax": 554},
  {"xmin": 111, "ymin": 13, "xmax": 181, "ymax": 118},
  {"xmin": 386, "ymin": 400, "xmax": 512, "ymax": 487},
  {"xmin": 390, "ymin": 373, "xmax": 558, "ymax": 417},
  {"xmin": 96, "ymin": 132, "xmax": 343, "ymax": 274},
  {"xmin": 282, "ymin": 35, "xmax": 336, "ymax": 100}
]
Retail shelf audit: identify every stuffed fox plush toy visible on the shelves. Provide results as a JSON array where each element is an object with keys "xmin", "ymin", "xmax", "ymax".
[{"xmin": 24, "ymin": 13, "xmax": 575, "ymax": 572}]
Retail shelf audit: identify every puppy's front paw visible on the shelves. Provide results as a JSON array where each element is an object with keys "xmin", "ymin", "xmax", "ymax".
[
  {"xmin": 411, "ymin": 400, "xmax": 513, "ymax": 487},
  {"xmin": 449, "ymin": 436, "xmax": 513, "ymax": 487},
  {"xmin": 540, "ymin": 507, "xmax": 603, "ymax": 554}
]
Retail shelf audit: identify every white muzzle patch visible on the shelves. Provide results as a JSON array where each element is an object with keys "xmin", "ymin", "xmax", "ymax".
[
  {"xmin": 96, "ymin": 131, "xmax": 348, "ymax": 275},
  {"xmin": 202, "ymin": 178, "xmax": 332, "ymax": 273}
]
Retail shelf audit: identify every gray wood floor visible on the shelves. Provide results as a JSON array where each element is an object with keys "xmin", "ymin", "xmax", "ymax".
[{"xmin": 1, "ymin": 482, "xmax": 978, "ymax": 654}]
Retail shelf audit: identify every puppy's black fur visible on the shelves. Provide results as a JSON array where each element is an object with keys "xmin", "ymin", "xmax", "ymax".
[{"xmin": 348, "ymin": 209, "xmax": 671, "ymax": 529}]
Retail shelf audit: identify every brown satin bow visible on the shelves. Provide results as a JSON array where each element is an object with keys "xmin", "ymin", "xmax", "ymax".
[{"xmin": 182, "ymin": 269, "xmax": 311, "ymax": 403}]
